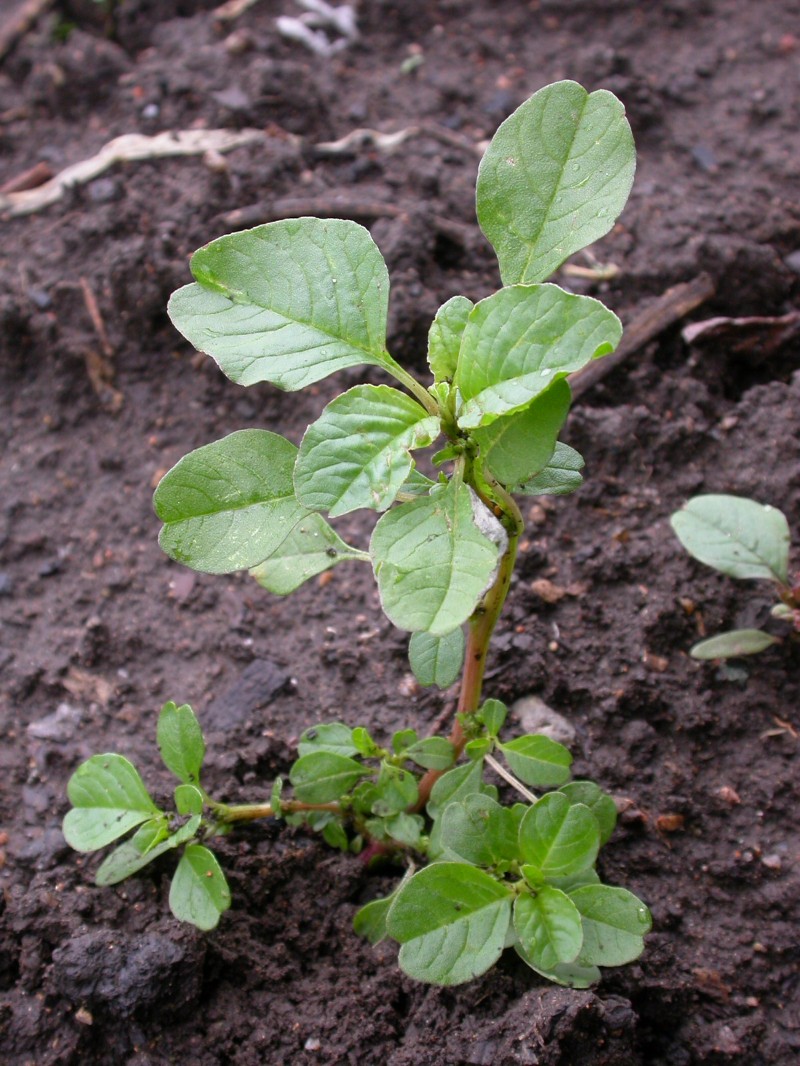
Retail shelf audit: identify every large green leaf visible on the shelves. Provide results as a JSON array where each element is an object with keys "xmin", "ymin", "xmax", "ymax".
[
  {"xmin": 559, "ymin": 782, "xmax": 617, "ymax": 845},
  {"xmin": 157, "ymin": 701, "xmax": 205, "ymax": 786},
  {"xmin": 476, "ymin": 80, "xmax": 635, "ymax": 285},
  {"xmin": 386, "ymin": 863, "xmax": 513, "ymax": 985},
  {"xmin": 514, "ymin": 886, "xmax": 583, "ymax": 971},
  {"xmin": 427, "ymin": 758, "xmax": 486, "ymax": 820},
  {"xmin": 154, "ymin": 429, "xmax": 306, "ymax": 573},
  {"xmin": 569, "ymin": 885, "xmax": 651, "ymax": 967},
  {"xmin": 518, "ymin": 793, "xmax": 600, "ymax": 879},
  {"xmin": 515, "ymin": 441, "xmax": 584, "ymax": 496},
  {"xmin": 455, "ymin": 285, "xmax": 621, "ymax": 429},
  {"xmin": 428, "ymin": 296, "xmax": 473, "ymax": 382},
  {"xmin": 169, "ymin": 844, "xmax": 231, "ymax": 931},
  {"xmin": 473, "ymin": 379, "xmax": 571, "ymax": 487},
  {"xmin": 371, "ymin": 481, "xmax": 503, "ymax": 635},
  {"xmin": 250, "ymin": 511, "xmax": 368, "ymax": 595},
  {"xmin": 63, "ymin": 755, "xmax": 160, "ymax": 852},
  {"xmin": 408, "ymin": 628, "xmax": 465, "ymax": 688},
  {"xmin": 671, "ymin": 495, "xmax": 790, "ymax": 585},
  {"xmin": 168, "ymin": 218, "xmax": 392, "ymax": 391},
  {"xmin": 294, "ymin": 385, "xmax": 440, "ymax": 516}
]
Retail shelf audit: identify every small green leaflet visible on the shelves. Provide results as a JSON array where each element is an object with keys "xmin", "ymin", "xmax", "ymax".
[
  {"xmin": 439, "ymin": 794, "xmax": 518, "ymax": 866},
  {"xmin": 559, "ymin": 781, "xmax": 617, "ymax": 845},
  {"xmin": 455, "ymin": 285, "xmax": 622, "ymax": 429},
  {"xmin": 372, "ymin": 763, "xmax": 419, "ymax": 816},
  {"xmin": 371, "ymin": 481, "xmax": 503, "ymax": 635},
  {"xmin": 294, "ymin": 385, "xmax": 439, "ymax": 517},
  {"xmin": 404, "ymin": 736, "xmax": 456, "ymax": 772},
  {"xmin": 290, "ymin": 751, "xmax": 369, "ymax": 803},
  {"xmin": 427, "ymin": 757, "xmax": 485, "ymax": 819},
  {"xmin": 95, "ymin": 815, "xmax": 201, "ymax": 886},
  {"xmin": 518, "ymin": 793, "xmax": 600, "ymax": 878},
  {"xmin": 477, "ymin": 698, "xmax": 507, "ymax": 737},
  {"xmin": 63, "ymin": 754, "xmax": 160, "ymax": 852},
  {"xmin": 514, "ymin": 886, "xmax": 583, "ymax": 971},
  {"xmin": 157, "ymin": 701, "xmax": 205, "ymax": 785},
  {"xmin": 690, "ymin": 629, "xmax": 780, "ymax": 660},
  {"xmin": 671, "ymin": 495, "xmax": 790, "ymax": 585},
  {"xmin": 428, "ymin": 296, "xmax": 473, "ymax": 382},
  {"xmin": 408, "ymin": 628, "xmax": 465, "ymax": 688},
  {"xmin": 250, "ymin": 512, "xmax": 368, "ymax": 596},
  {"xmin": 154, "ymin": 430, "xmax": 305, "ymax": 574},
  {"xmin": 514, "ymin": 939, "xmax": 600, "ymax": 989},
  {"xmin": 175, "ymin": 784, "xmax": 205, "ymax": 816},
  {"xmin": 169, "ymin": 844, "xmax": 231, "ymax": 931},
  {"xmin": 168, "ymin": 218, "xmax": 393, "ymax": 391},
  {"xmin": 476, "ymin": 80, "xmax": 636, "ymax": 285},
  {"xmin": 499, "ymin": 734, "xmax": 572, "ymax": 788},
  {"xmin": 515, "ymin": 441, "xmax": 584, "ymax": 496},
  {"xmin": 472, "ymin": 379, "xmax": 571, "ymax": 487},
  {"xmin": 386, "ymin": 863, "xmax": 513, "ymax": 985},
  {"xmin": 569, "ymin": 884, "xmax": 651, "ymax": 967},
  {"xmin": 297, "ymin": 722, "xmax": 357, "ymax": 758}
]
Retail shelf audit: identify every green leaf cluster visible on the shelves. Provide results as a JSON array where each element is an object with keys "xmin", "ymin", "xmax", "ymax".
[
  {"xmin": 352, "ymin": 698, "xmax": 649, "ymax": 986},
  {"xmin": 154, "ymin": 79, "xmax": 635, "ymax": 669},
  {"xmin": 63, "ymin": 702, "xmax": 231, "ymax": 930},
  {"xmin": 671, "ymin": 494, "xmax": 795, "ymax": 659}
]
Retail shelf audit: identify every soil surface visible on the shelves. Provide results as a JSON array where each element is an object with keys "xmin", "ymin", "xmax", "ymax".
[{"xmin": 2, "ymin": 1, "xmax": 800, "ymax": 1063}]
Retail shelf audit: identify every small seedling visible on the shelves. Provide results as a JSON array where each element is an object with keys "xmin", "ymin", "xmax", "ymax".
[
  {"xmin": 671, "ymin": 494, "xmax": 798, "ymax": 658},
  {"xmin": 64, "ymin": 81, "xmax": 650, "ymax": 986}
]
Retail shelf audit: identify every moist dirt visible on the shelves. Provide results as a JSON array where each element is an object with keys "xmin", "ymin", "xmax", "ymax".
[{"xmin": 1, "ymin": 1, "xmax": 799, "ymax": 1063}]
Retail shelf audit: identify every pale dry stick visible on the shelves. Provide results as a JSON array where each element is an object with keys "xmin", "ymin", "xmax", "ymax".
[
  {"xmin": 0, "ymin": 0, "xmax": 54, "ymax": 63},
  {"xmin": 213, "ymin": 0, "xmax": 262, "ymax": 21},
  {"xmin": 0, "ymin": 129, "xmax": 268, "ymax": 217}
]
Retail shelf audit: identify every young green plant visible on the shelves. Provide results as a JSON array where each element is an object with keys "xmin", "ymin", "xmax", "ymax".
[
  {"xmin": 672, "ymin": 493, "xmax": 798, "ymax": 658},
  {"xmin": 64, "ymin": 80, "xmax": 651, "ymax": 986}
]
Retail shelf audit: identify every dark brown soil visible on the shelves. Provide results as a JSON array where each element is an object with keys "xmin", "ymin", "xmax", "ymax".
[{"xmin": 2, "ymin": 1, "xmax": 799, "ymax": 1063}]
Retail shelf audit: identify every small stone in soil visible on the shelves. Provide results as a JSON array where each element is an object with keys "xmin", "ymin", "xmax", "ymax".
[{"xmin": 511, "ymin": 695, "xmax": 577, "ymax": 745}]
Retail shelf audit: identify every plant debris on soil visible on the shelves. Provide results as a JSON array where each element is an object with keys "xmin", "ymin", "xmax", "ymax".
[{"xmin": 1, "ymin": 1, "xmax": 799, "ymax": 1063}]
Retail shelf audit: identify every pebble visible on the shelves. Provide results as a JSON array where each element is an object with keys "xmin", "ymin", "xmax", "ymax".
[
  {"xmin": 511, "ymin": 695, "xmax": 577, "ymax": 745},
  {"xmin": 783, "ymin": 249, "xmax": 800, "ymax": 274},
  {"xmin": 0, "ymin": 572, "xmax": 13, "ymax": 596},
  {"xmin": 87, "ymin": 177, "xmax": 121, "ymax": 203},
  {"xmin": 27, "ymin": 702, "xmax": 83, "ymax": 742}
]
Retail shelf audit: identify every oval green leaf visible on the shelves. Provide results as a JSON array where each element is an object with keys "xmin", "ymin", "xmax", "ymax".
[
  {"xmin": 371, "ymin": 482, "xmax": 502, "ymax": 635},
  {"xmin": 157, "ymin": 701, "xmax": 205, "ymax": 786},
  {"xmin": 559, "ymin": 781, "xmax": 617, "ymax": 845},
  {"xmin": 408, "ymin": 628, "xmax": 465, "ymax": 689},
  {"xmin": 295, "ymin": 385, "xmax": 440, "ymax": 517},
  {"xmin": 455, "ymin": 285, "xmax": 622, "ymax": 429},
  {"xmin": 477, "ymin": 80, "xmax": 636, "ymax": 285},
  {"xmin": 514, "ymin": 885, "xmax": 583, "ymax": 971},
  {"xmin": 250, "ymin": 511, "xmax": 368, "ymax": 595},
  {"xmin": 386, "ymin": 863, "xmax": 513, "ymax": 985},
  {"xmin": 168, "ymin": 218, "xmax": 392, "ymax": 391},
  {"xmin": 515, "ymin": 441, "xmax": 584, "ymax": 496},
  {"xmin": 169, "ymin": 844, "xmax": 231, "ymax": 931},
  {"xmin": 428, "ymin": 295, "xmax": 473, "ymax": 382},
  {"xmin": 518, "ymin": 793, "xmax": 600, "ymax": 878},
  {"xmin": 690, "ymin": 628, "xmax": 780, "ymax": 660},
  {"xmin": 473, "ymin": 378, "xmax": 571, "ymax": 487},
  {"xmin": 154, "ymin": 429, "xmax": 306, "ymax": 574},
  {"xmin": 671, "ymin": 494, "xmax": 790, "ymax": 584},
  {"xmin": 569, "ymin": 884, "xmax": 651, "ymax": 967},
  {"xmin": 297, "ymin": 722, "xmax": 357, "ymax": 758},
  {"xmin": 289, "ymin": 751, "xmax": 369, "ymax": 803},
  {"xmin": 63, "ymin": 754, "xmax": 160, "ymax": 853},
  {"xmin": 499, "ymin": 733, "xmax": 572, "ymax": 787}
]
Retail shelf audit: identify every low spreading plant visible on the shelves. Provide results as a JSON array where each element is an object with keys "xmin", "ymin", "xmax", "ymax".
[
  {"xmin": 63, "ymin": 80, "xmax": 651, "ymax": 987},
  {"xmin": 672, "ymin": 494, "xmax": 798, "ymax": 659}
]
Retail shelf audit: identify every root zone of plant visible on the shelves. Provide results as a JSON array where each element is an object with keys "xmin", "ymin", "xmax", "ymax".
[{"xmin": 1, "ymin": 1, "xmax": 799, "ymax": 1063}]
